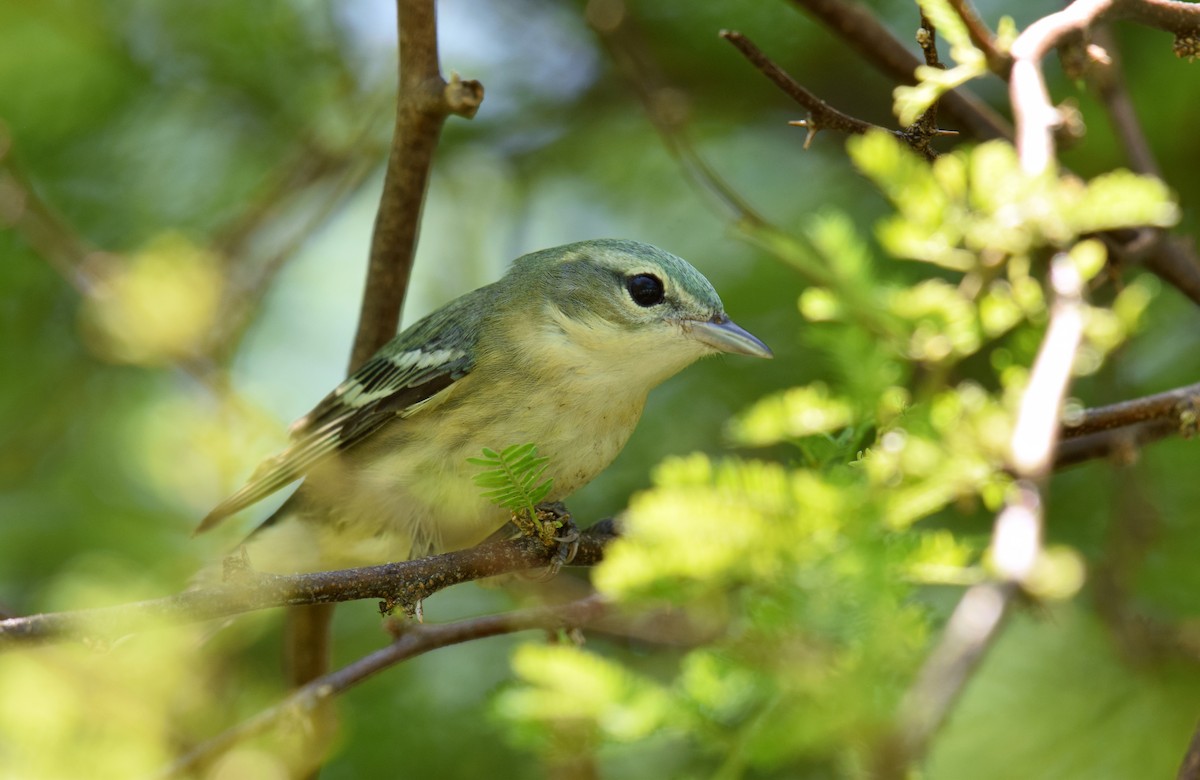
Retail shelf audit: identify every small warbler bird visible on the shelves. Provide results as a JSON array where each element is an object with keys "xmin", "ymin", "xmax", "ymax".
[{"xmin": 197, "ymin": 239, "xmax": 772, "ymax": 573}]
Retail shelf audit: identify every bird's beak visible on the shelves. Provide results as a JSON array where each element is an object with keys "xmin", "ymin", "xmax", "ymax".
[{"xmin": 682, "ymin": 314, "xmax": 773, "ymax": 359}]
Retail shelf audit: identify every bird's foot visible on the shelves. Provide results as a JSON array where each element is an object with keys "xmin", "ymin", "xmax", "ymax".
[
  {"xmin": 382, "ymin": 598, "xmax": 423, "ymax": 633},
  {"xmin": 518, "ymin": 502, "xmax": 579, "ymax": 581},
  {"xmin": 378, "ymin": 586, "xmax": 428, "ymax": 622}
]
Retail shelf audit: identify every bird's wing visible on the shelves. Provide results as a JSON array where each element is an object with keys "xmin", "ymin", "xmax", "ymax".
[{"xmin": 195, "ymin": 295, "xmax": 482, "ymax": 534}]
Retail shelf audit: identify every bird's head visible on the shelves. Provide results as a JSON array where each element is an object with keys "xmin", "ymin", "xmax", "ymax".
[{"xmin": 499, "ymin": 239, "xmax": 771, "ymax": 388}]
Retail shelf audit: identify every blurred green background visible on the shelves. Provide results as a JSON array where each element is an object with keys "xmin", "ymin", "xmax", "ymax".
[{"xmin": 2, "ymin": 1, "xmax": 1200, "ymax": 778}]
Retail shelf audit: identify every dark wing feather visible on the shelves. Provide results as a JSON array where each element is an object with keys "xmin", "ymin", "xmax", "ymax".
[{"xmin": 194, "ymin": 291, "xmax": 485, "ymax": 534}]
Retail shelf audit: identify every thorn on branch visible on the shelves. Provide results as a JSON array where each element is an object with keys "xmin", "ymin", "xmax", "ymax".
[
  {"xmin": 905, "ymin": 13, "xmax": 950, "ymax": 158},
  {"xmin": 785, "ymin": 0, "xmax": 1012, "ymax": 140},
  {"xmin": 721, "ymin": 29, "xmax": 953, "ymax": 159},
  {"xmin": 720, "ymin": 29, "xmax": 877, "ymax": 138}
]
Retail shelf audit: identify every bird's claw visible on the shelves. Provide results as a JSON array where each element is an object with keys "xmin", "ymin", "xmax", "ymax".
[{"xmin": 516, "ymin": 502, "xmax": 579, "ymax": 581}]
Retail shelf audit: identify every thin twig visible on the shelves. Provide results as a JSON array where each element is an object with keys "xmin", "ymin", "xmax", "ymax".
[
  {"xmin": 155, "ymin": 595, "xmax": 610, "ymax": 779},
  {"xmin": 0, "ymin": 135, "xmax": 98, "ymax": 295},
  {"xmin": 1088, "ymin": 28, "xmax": 1161, "ymax": 177},
  {"xmin": 1054, "ymin": 419, "xmax": 1179, "ymax": 468},
  {"xmin": 1095, "ymin": 205, "xmax": 1200, "ymax": 313},
  {"xmin": 587, "ymin": 8, "xmax": 765, "ymax": 228},
  {"xmin": 718, "ymin": 30, "xmax": 882, "ymax": 142},
  {"xmin": 1144, "ymin": 237, "xmax": 1200, "ymax": 308},
  {"xmin": 785, "ymin": 0, "xmax": 1012, "ymax": 141},
  {"xmin": 1005, "ymin": 0, "xmax": 1200, "ymax": 306},
  {"xmin": 1010, "ymin": 260, "xmax": 1089, "ymax": 476},
  {"xmin": 719, "ymin": 26, "xmax": 955, "ymax": 159},
  {"xmin": 1179, "ymin": 718, "xmax": 1200, "ymax": 780},
  {"xmin": 903, "ymin": 14, "xmax": 947, "ymax": 158},
  {"xmin": 1010, "ymin": 0, "xmax": 1114, "ymax": 175},
  {"xmin": 1062, "ymin": 381, "xmax": 1200, "ymax": 438},
  {"xmin": 946, "ymin": 0, "xmax": 1013, "ymax": 77},
  {"xmin": 0, "ymin": 524, "xmax": 616, "ymax": 648}
]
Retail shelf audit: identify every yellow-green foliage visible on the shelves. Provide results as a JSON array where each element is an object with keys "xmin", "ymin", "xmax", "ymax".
[
  {"xmin": 0, "ymin": 578, "xmax": 285, "ymax": 780},
  {"xmin": 497, "ymin": 136, "xmax": 1180, "ymax": 772}
]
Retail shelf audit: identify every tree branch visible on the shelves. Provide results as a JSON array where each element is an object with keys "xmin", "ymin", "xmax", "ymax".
[
  {"xmin": 155, "ymin": 594, "xmax": 610, "ymax": 779},
  {"xmin": 946, "ymin": 0, "xmax": 1013, "ymax": 77},
  {"xmin": 1054, "ymin": 419, "xmax": 1179, "ymax": 468},
  {"xmin": 0, "ymin": 134, "xmax": 99, "ymax": 296},
  {"xmin": 785, "ymin": 0, "xmax": 1012, "ymax": 141},
  {"xmin": 289, "ymin": 0, "xmax": 483, "ymax": 716},
  {"xmin": 1088, "ymin": 28, "xmax": 1161, "ymax": 177},
  {"xmin": 588, "ymin": 8, "xmax": 765, "ymax": 228},
  {"xmin": 902, "ymin": 13, "xmax": 951, "ymax": 159},
  {"xmin": 1179, "ymin": 718, "xmax": 1200, "ymax": 780},
  {"xmin": 1144, "ymin": 236, "xmax": 1200, "ymax": 308},
  {"xmin": 719, "ymin": 28, "xmax": 959, "ymax": 160},
  {"xmin": 1120, "ymin": 0, "xmax": 1200, "ymax": 37},
  {"xmin": 718, "ymin": 30, "xmax": 885, "ymax": 142},
  {"xmin": 353, "ymin": 0, "xmax": 483, "ymax": 369},
  {"xmin": 1005, "ymin": 0, "xmax": 1200, "ymax": 306},
  {"xmin": 0, "ymin": 524, "xmax": 615, "ymax": 648},
  {"xmin": 1062, "ymin": 381, "xmax": 1200, "ymax": 439},
  {"xmin": 1010, "ymin": 0, "xmax": 1200, "ymax": 176}
]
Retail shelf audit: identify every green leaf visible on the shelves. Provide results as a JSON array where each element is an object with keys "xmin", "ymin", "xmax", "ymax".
[{"xmin": 470, "ymin": 442, "xmax": 554, "ymax": 517}]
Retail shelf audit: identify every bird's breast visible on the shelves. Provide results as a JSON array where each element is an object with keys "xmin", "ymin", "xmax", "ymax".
[{"xmin": 316, "ymin": 371, "xmax": 648, "ymax": 564}]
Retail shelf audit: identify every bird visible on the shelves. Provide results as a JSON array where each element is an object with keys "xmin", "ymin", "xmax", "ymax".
[{"xmin": 196, "ymin": 239, "xmax": 772, "ymax": 574}]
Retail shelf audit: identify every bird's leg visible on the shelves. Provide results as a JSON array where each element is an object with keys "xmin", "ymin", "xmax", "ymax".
[{"xmin": 221, "ymin": 545, "xmax": 255, "ymax": 583}]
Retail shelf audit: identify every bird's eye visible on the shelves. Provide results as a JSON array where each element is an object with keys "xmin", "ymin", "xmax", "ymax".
[{"xmin": 626, "ymin": 273, "xmax": 665, "ymax": 307}]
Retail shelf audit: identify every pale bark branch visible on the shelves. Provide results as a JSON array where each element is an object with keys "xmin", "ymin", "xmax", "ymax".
[
  {"xmin": 887, "ymin": 257, "xmax": 1087, "ymax": 773},
  {"xmin": 1010, "ymin": 0, "xmax": 1200, "ymax": 175}
]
